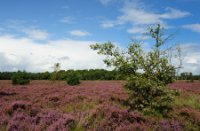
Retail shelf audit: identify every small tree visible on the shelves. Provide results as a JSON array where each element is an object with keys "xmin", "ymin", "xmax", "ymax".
[
  {"xmin": 51, "ymin": 63, "xmax": 61, "ymax": 80},
  {"xmin": 90, "ymin": 24, "xmax": 180, "ymax": 115}
]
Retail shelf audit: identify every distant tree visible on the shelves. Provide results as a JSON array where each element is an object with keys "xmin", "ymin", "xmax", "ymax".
[
  {"xmin": 189, "ymin": 72, "xmax": 194, "ymax": 82},
  {"xmin": 51, "ymin": 63, "xmax": 61, "ymax": 80},
  {"xmin": 91, "ymin": 24, "xmax": 181, "ymax": 115}
]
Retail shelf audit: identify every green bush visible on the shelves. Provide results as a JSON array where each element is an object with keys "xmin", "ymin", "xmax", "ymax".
[
  {"xmin": 12, "ymin": 71, "xmax": 30, "ymax": 85},
  {"xmin": 125, "ymin": 75, "xmax": 174, "ymax": 115},
  {"xmin": 67, "ymin": 73, "xmax": 80, "ymax": 86}
]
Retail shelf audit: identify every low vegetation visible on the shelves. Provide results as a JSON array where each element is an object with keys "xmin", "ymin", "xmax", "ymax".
[
  {"xmin": 11, "ymin": 71, "xmax": 30, "ymax": 85},
  {"xmin": 0, "ymin": 80, "xmax": 199, "ymax": 130},
  {"xmin": 66, "ymin": 71, "xmax": 80, "ymax": 86}
]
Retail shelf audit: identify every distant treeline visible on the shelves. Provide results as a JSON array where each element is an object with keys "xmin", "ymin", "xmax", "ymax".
[
  {"xmin": 0, "ymin": 69, "xmax": 125, "ymax": 80},
  {"xmin": 0, "ymin": 70, "xmax": 199, "ymax": 81},
  {"xmin": 177, "ymin": 72, "xmax": 200, "ymax": 81}
]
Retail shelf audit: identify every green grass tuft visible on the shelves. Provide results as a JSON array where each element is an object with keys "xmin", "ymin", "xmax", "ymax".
[{"xmin": 174, "ymin": 93, "xmax": 200, "ymax": 110}]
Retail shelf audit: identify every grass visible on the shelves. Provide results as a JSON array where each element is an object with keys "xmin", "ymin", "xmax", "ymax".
[
  {"xmin": 70, "ymin": 104, "xmax": 105, "ymax": 131},
  {"xmin": 174, "ymin": 92, "xmax": 200, "ymax": 110},
  {"xmin": 0, "ymin": 125, "xmax": 6, "ymax": 131},
  {"xmin": 183, "ymin": 121, "xmax": 200, "ymax": 131},
  {"xmin": 71, "ymin": 123, "xmax": 85, "ymax": 131},
  {"xmin": 63, "ymin": 101, "xmax": 98, "ymax": 113}
]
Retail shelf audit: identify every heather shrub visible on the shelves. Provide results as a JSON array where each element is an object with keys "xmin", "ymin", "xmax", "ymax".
[
  {"xmin": 6, "ymin": 101, "xmax": 31, "ymax": 116},
  {"xmin": 48, "ymin": 116, "xmax": 75, "ymax": 131},
  {"xmin": 179, "ymin": 108, "xmax": 200, "ymax": 127},
  {"xmin": 86, "ymin": 105, "xmax": 146, "ymax": 130},
  {"xmin": 67, "ymin": 72, "xmax": 80, "ymax": 86},
  {"xmin": 5, "ymin": 105, "xmax": 76, "ymax": 131},
  {"xmin": 158, "ymin": 120, "xmax": 183, "ymax": 131},
  {"xmin": 11, "ymin": 71, "xmax": 30, "ymax": 85},
  {"xmin": 10, "ymin": 101, "xmax": 31, "ymax": 111}
]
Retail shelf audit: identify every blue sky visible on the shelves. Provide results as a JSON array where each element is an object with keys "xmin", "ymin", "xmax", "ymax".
[{"xmin": 0, "ymin": 0, "xmax": 200, "ymax": 74}]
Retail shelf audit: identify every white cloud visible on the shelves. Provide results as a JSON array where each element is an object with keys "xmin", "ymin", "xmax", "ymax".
[
  {"xmin": 69, "ymin": 30, "xmax": 90, "ymax": 37},
  {"xmin": 127, "ymin": 27, "xmax": 147, "ymax": 34},
  {"xmin": 0, "ymin": 35, "xmax": 106, "ymax": 72},
  {"xmin": 100, "ymin": 20, "xmax": 124, "ymax": 28},
  {"xmin": 99, "ymin": 0, "xmax": 113, "ymax": 5},
  {"xmin": 182, "ymin": 24, "xmax": 200, "ymax": 33},
  {"xmin": 101, "ymin": 0, "xmax": 190, "ymax": 35},
  {"xmin": 60, "ymin": 17, "xmax": 74, "ymax": 23},
  {"xmin": 132, "ymin": 35, "xmax": 151, "ymax": 41},
  {"xmin": 127, "ymin": 27, "xmax": 151, "ymax": 40},
  {"xmin": 160, "ymin": 7, "xmax": 190, "ymax": 19},
  {"xmin": 101, "ymin": 21, "xmax": 116, "ymax": 28},
  {"xmin": 118, "ymin": 1, "xmax": 190, "ymax": 25},
  {"xmin": 0, "ymin": 35, "xmax": 199, "ymax": 74},
  {"xmin": 23, "ymin": 28, "xmax": 49, "ymax": 40},
  {"xmin": 118, "ymin": 1, "xmax": 162, "ymax": 25},
  {"xmin": 186, "ymin": 57, "xmax": 198, "ymax": 64},
  {"xmin": 177, "ymin": 43, "xmax": 200, "ymax": 74}
]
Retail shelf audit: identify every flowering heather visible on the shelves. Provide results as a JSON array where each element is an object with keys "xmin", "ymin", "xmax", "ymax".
[
  {"xmin": 168, "ymin": 81, "xmax": 200, "ymax": 94},
  {"xmin": 158, "ymin": 120, "xmax": 183, "ymax": 131},
  {"xmin": 178, "ymin": 107, "xmax": 200, "ymax": 126},
  {"xmin": 4, "ymin": 102, "xmax": 75, "ymax": 131},
  {"xmin": 0, "ymin": 80, "xmax": 200, "ymax": 130},
  {"xmin": 86, "ymin": 105, "xmax": 147, "ymax": 130}
]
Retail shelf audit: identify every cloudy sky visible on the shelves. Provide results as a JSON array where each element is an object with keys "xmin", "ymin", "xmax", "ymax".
[{"xmin": 0, "ymin": 0, "xmax": 200, "ymax": 74}]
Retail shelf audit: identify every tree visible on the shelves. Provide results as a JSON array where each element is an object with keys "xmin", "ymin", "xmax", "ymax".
[
  {"xmin": 51, "ymin": 63, "xmax": 61, "ymax": 80},
  {"xmin": 54, "ymin": 63, "xmax": 61, "ymax": 72},
  {"xmin": 90, "ymin": 24, "xmax": 179, "ymax": 115},
  {"xmin": 189, "ymin": 72, "xmax": 194, "ymax": 82}
]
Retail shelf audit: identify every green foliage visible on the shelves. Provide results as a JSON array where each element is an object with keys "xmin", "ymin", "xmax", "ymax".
[
  {"xmin": 41, "ymin": 71, "xmax": 51, "ymax": 79},
  {"xmin": 67, "ymin": 71, "xmax": 80, "ymax": 86},
  {"xmin": 0, "ymin": 69, "xmax": 122, "ymax": 80},
  {"xmin": 90, "ymin": 24, "xmax": 179, "ymax": 115},
  {"xmin": 125, "ymin": 75, "xmax": 174, "ymax": 115},
  {"xmin": 174, "ymin": 93, "xmax": 200, "ymax": 110},
  {"xmin": 12, "ymin": 71, "xmax": 30, "ymax": 85}
]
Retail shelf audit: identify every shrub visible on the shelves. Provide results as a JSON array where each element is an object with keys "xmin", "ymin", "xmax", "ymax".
[
  {"xmin": 125, "ymin": 75, "xmax": 174, "ymax": 115},
  {"xmin": 67, "ymin": 72, "xmax": 80, "ymax": 86},
  {"xmin": 12, "ymin": 71, "xmax": 30, "ymax": 85}
]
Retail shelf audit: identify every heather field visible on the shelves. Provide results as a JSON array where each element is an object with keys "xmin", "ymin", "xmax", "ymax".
[{"xmin": 0, "ymin": 80, "xmax": 200, "ymax": 131}]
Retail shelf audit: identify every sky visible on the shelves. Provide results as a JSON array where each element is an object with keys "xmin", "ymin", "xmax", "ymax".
[{"xmin": 0, "ymin": 0, "xmax": 200, "ymax": 74}]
